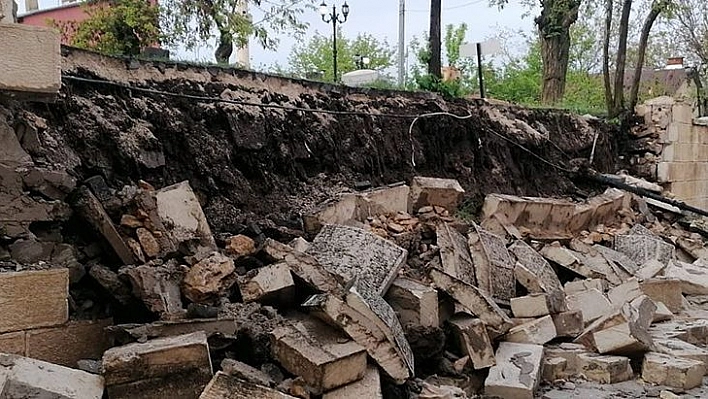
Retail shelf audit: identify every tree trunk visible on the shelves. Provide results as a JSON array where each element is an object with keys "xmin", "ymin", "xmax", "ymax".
[
  {"xmin": 602, "ymin": 0, "xmax": 613, "ymax": 113},
  {"xmin": 628, "ymin": 0, "xmax": 668, "ymax": 112},
  {"xmin": 215, "ymin": 29, "xmax": 233, "ymax": 64},
  {"xmin": 611, "ymin": 0, "xmax": 633, "ymax": 118},
  {"xmin": 535, "ymin": 0, "xmax": 580, "ymax": 105},
  {"xmin": 428, "ymin": 0, "xmax": 442, "ymax": 78}
]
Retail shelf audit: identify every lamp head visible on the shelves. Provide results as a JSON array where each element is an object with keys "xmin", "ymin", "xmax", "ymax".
[
  {"xmin": 362, "ymin": 56, "xmax": 370, "ymax": 65},
  {"xmin": 341, "ymin": 1, "xmax": 349, "ymax": 17},
  {"xmin": 319, "ymin": 1, "xmax": 328, "ymax": 16}
]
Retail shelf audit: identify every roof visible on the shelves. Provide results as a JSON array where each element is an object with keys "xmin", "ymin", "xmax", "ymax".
[{"xmin": 17, "ymin": 1, "xmax": 82, "ymax": 19}]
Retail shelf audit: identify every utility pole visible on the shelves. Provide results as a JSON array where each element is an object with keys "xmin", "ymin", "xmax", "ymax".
[
  {"xmin": 428, "ymin": 0, "xmax": 441, "ymax": 78},
  {"xmin": 397, "ymin": 0, "xmax": 405, "ymax": 86}
]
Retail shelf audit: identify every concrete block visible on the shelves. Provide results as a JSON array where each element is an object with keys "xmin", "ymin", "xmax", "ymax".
[
  {"xmin": 302, "ymin": 288, "xmax": 414, "ymax": 384},
  {"xmin": 447, "ymin": 314, "xmax": 495, "ymax": 369},
  {"xmin": 485, "ymin": 342, "xmax": 544, "ymax": 399},
  {"xmin": 436, "ymin": 222, "xmax": 476, "ymax": 286},
  {"xmin": 0, "ymin": 24, "xmax": 60, "ymax": 99},
  {"xmin": 261, "ymin": 238, "xmax": 343, "ymax": 293},
  {"xmin": 642, "ymin": 352, "xmax": 704, "ymax": 390},
  {"xmin": 408, "ymin": 176, "xmax": 464, "ymax": 212},
  {"xmin": 564, "ymin": 279, "xmax": 606, "ymax": 294},
  {"xmin": 155, "ymin": 181, "xmax": 216, "ymax": 252},
  {"xmin": 429, "ymin": 268, "xmax": 512, "ymax": 333},
  {"xmin": 199, "ymin": 371, "xmax": 296, "ymax": 399},
  {"xmin": 577, "ymin": 353, "xmax": 633, "ymax": 384},
  {"xmin": 237, "ymin": 263, "xmax": 295, "ymax": 304},
  {"xmin": 511, "ymin": 293, "xmax": 565, "ymax": 318},
  {"xmin": 509, "ymin": 240, "xmax": 563, "ymax": 295},
  {"xmin": 0, "ymin": 269, "xmax": 68, "ymax": 333},
  {"xmin": 566, "ymin": 288, "xmax": 612, "ymax": 325},
  {"xmin": 664, "ymin": 261, "xmax": 708, "ymax": 295},
  {"xmin": 322, "ymin": 366, "xmax": 381, "ymax": 399},
  {"xmin": 384, "ymin": 277, "xmax": 438, "ymax": 328},
  {"xmin": 306, "ymin": 224, "xmax": 407, "ymax": 295},
  {"xmin": 608, "ymin": 278, "xmax": 643, "ymax": 307},
  {"xmin": 0, "ymin": 353, "xmax": 104, "ymax": 398},
  {"xmin": 272, "ymin": 315, "xmax": 367, "ymax": 393},
  {"xmin": 102, "ymin": 331, "xmax": 213, "ymax": 399},
  {"xmin": 551, "ymin": 310, "xmax": 584, "ymax": 338},
  {"xmin": 469, "ymin": 223, "xmax": 516, "ymax": 301},
  {"xmin": 504, "ymin": 315, "xmax": 557, "ymax": 345},
  {"xmin": 106, "ymin": 318, "xmax": 237, "ymax": 345},
  {"xmin": 183, "ymin": 252, "xmax": 238, "ymax": 304},
  {"xmin": 0, "ymin": 331, "xmax": 25, "ymax": 355},
  {"xmin": 641, "ymin": 278, "xmax": 683, "ymax": 313},
  {"xmin": 26, "ymin": 319, "xmax": 112, "ymax": 368}
]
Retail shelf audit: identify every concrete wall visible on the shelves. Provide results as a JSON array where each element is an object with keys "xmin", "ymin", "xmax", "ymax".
[{"xmin": 647, "ymin": 97, "xmax": 708, "ymax": 209}]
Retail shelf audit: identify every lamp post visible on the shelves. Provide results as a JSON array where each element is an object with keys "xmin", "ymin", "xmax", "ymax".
[
  {"xmin": 354, "ymin": 54, "xmax": 370, "ymax": 70},
  {"xmin": 319, "ymin": 1, "xmax": 349, "ymax": 82}
]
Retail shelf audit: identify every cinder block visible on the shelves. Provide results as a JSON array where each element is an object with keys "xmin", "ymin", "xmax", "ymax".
[
  {"xmin": 578, "ymin": 353, "xmax": 633, "ymax": 384},
  {"xmin": 485, "ymin": 342, "xmax": 544, "ymax": 399},
  {"xmin": 0, "ymin": 269, "xmax": 68, "ymax": 333},
  {"xmin": 642, "ymin": 352, "xmax": 704, "ymax": 390},
  {"xmin": 447, "ymin": 314, "xmax": 495, "ymax": 369},
  {"xmin": 384, "ymin": 277, "xmax": 439, "ymax": 328},
  {"xmin": 0, "ymin": 24, "xmax": 60, "ymax": 99}
]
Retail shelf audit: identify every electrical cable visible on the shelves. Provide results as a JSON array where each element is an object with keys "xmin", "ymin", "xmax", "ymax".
[{"xmin": 407, "ymin": 111, "xmax": 475, "ymax": 167}]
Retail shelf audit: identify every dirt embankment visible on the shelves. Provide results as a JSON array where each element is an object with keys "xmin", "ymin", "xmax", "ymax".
[{"xmin": 6, "ymin": 47, "xmax": 618, "ymax": 239}]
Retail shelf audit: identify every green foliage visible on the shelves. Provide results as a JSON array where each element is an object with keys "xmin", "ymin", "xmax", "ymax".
[
  {"xmin": 52, "ymin": 0, "xmax": 161, "ymax": 56},
  {"xmin": 444, "ymin": 23, "xmax": 468, "ymax": 68},
  {"xmin": 286, "ymin": 29, "xmax": 395, "ymax": 82}
]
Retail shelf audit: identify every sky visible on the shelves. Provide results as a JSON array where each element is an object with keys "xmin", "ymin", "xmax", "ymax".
[{"xmin": 17, "ymin": 0, "xmax": 537, "ymax": 69}]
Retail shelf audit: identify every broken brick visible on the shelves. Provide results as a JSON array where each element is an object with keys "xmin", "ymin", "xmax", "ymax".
[
  {"xmin": 384, "ymin": 277, "xmax": 439, "ymax": 328},
  {"xmin": 447, "ymin": 314, "xmax": 495, "ymax": 369},
  {"xmin": 238, "ymin": 262, "xmax": 295, "ymax": 304},
  {"xmin": 504, "ymin": 315, "xmax": 557, "ymax": 345},
  {"xmin": 484, "ymin": 342, "xmax": 544, "ymax": 399}
]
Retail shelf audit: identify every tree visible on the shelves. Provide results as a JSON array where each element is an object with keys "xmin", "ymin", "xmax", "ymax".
[
  {"xmin": 161, "ymin": 0, "xmax": 314, "ymax": 64},
  {"xmin": 428, "ymin": 0, "xmax": 442, "ymax": 78},
  {"xmin": 286, "ymin": 29, "xmax": 396, "ymax": 82},
  {"xmin": 52, "ymin": 0, "xmax": 161, "ymax": 56},
  {"xmin": 671, "ymin": 0, "xmax": 708, "ymax": 65}
]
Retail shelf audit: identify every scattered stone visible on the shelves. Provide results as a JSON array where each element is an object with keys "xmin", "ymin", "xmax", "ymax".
[
  {"xmin": 641, "ymin": 278, "xmax": 684, "ymax": 313},
  {"xmin": 288, "ymin": 237, "xmax": 310, "ymax": 253},
  {"xmin": 484, "ymin": 342, "xmax": 544, "ymax": 399},
  {"xmin": 0, "ymin": 353, "xmax": 104, "ymax": 398},
  {"xmin": 225, "ymin": 235, "xmax": 256, "ymax": 258},
  {"xmin": 544, "ymin": 343, "xmax": 589, "ymax": 379},
  {"xmin": 563, "ymin": 278, "xmax": 606, "ymax": 295},
  {"xmin": 636, "ymin": 259, "xmax": 666, "ymax": 281},
  {"xmin": 504, "ymin": 315, "xmax": 557, "ymax": 345},
  {"xmin": 154, "ymin": 181, "xmax": 217, "ymax": 252},
  {"xmin": 575, "ymin": 302, "xmax": 654, "ymax": 355},
  {"xmin": 469, "ymin": 223, "xmax": 516, "ymax": 301},
  {"xmin": 106, "ymin": 318, "xmax": 237, "ymax": 345},
  {"xmin": 654, "ymin": 339, "xmax": 708, "ymax": 369},
  {"xmin": 136, "ymin": 227, "xmax": 160, "ymax": 258},
  {"xmin": 221, "ymin": 359, "xmax": 275, "ymax": 388},
  {"xmin": 436, "ymin": 222, "xmax": 475, "ymax": 286},
  {"xmin": 608, "ymin": 278, "xmax": 643, "ymax": 307},
  {"xmin": 614, "ymin": 226, "xmax": 674, "ymax": 266},
  {"xmin": 509, "ymin": 240, "xmax": 563, "ymax": 295},
  {"xmin": 261, "ymin": 238, "xmax": 343, "ymax": 293},
  {"xmin": 542, "ymin": 357, "xmax": 569, "ymax": 383},
  {"xmin": 102, "ymin": 331, "xmax": 213, "ymax": 399},
  {"xmin": 306, "ymin": 224, "xmax": 407, "ymax": 295},
  {"xmin": 642, "ymin": 352, "xmax": 705, "ymax": 390},
  {"xmin": 183, "ymin": 252, "xmax": 237, "ymax": 304},
  {"xmin": 653, "ymin": 302, "xmax": 673, "ymax": 323},
  {"xmin": 25, "ymin": 318, "xmax": 112, "ymax": 368},
  {"xmin": 322, "ymin": 366, "xmax": 382, "ymax": 399},
  {"xmin": 566, "ymin": 288, "xmax": 612, "ymax": 325},
  {"xmin": 88, "ymin": 264, "xmax": 134, "ymax": 305},
  {"xmin": 120, "ymin": 263, "xmax": 186, "ymax": 316},
  {"xmin": 271, "ymin": 315, "xmax": 367, "ymax": 393},
  {"xmin": 120, "ymin": 214, "xmax": 143, "ymax": 228},
  {"xmin": 541, "ymin": 243, "xmax": 598, "ymax": 279},
  {"xmin": 238, "ymin": 263, "xmax": 295, "ymax": 304},
  {"xmin": 0, "ymin": 268, "xmax": 68, "ymax": 333},
  {"xmin": 199, "ymin": 371, "xmax": 297, "ymax": 399},
  {"xmin": 577, "ymin": 353, "xmax": 633, "ymax": 384},
  {"xmin": 447, "ymin": 314, "xmax": 495, "ymax": 369},
  {"xmin": 551, "ymin": 310, "xmax": 584, "ymax": 338},
  {"xmin": 511, "ymin": 293, "xmax": 565, "ymax": 318},
  {"xmin": 408, "ymin": 176, "xmax": 465, "ymax": 213},
  {"xmin": 384, "ymin": 277, "xmax": 439, "ymax": 328}
]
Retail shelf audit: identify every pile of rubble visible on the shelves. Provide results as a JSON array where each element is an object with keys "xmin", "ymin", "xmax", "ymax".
[{"xmin": 4, "ymin": 162, "xmax": 708, "ymax": 398}]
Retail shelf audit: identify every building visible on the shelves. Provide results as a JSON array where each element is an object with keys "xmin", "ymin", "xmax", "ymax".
[{"xmin": 17, "ymin": 1, "xmax": 88, "ymax": 44}]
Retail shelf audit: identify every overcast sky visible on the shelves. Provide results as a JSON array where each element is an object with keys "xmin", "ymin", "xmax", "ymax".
[{"xmin": 19, "ymin": 0, "xmax": 537, "ymax": 69}]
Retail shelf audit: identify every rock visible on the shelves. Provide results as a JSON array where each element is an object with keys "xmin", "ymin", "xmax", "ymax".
[
  {"xmin": 653, "ymin": 302, "xmax": 674, "ymax": 323},
  {"xmin": 511, "ymin": 293, "xmax": 565, "ymax": 318},
  {"xmin": 563, "ymin": 278, "xmax": 606, "ymax": 295},
  {"xmin": 261, "ymin": 238, "xmax": 343, "ymax": 293},
  {"xmin": 469, "ymin": 223, "xmax": 516, "ymax": 301},
  {"xmin": 88, "ymin": 264, "xmax": 133, "ymax": 305},
  {"xmin": 614, "ymin": 225, "xmax": 674, "ymax": 266},
  {"xmin": 542, "ymin": 357, "xmax": 568, "ymax": 383},
  {"xmin": 543, "ymin": 343, "xmax": 589, "ymax": 380},
  {"xmin": 102, "ymin": 331, "xmax": 213, "ymax": 399},
  {"xmin": 120, "ymin": 214, "xmax": 143, "ymax": 228},
  {"xmin": 566, "ymin": 288, "xmax": 612, "ymax": 326},
  {"xmin": 384, "ymin": 277, "xmax": 439, "ymax": 328},
  {"xmin": 418, "ymin": 381, "xmax": 466, "ymax": 399},
  {"xmin": 288, "ymin": 237, "xmax": 310, "ymax": 252},
  {"xmin": 221, "ymin": 359, "xmax": 275, "ymax": 388},
  {"xmin": 641, "ymin": 278, "xmax": 684, "ymax": 313},
  {"xmin": 0, "ymin": 353, "xmax": 104, "ymax": 398},
  {"xmin": 664, "ymin": 260, "xmax": 708, "ymax": 295},
  {"xmin": 642, "ymin": 352, "xmax": 705, "ymax": 390},
  {"xmin": 199, "ymin": 371, "xmax": 297, "ymax": 399},
  {"xmin": 575, "ymin": 302, "xmax": 654, "ymax": 355},
  {"xmin": 271, "ymin": 315, "xmax": 367, "ymax": 393},
  {"xmin": 408, "ymin": 176, "xmax": 465, "ymax": 213},
  {"xmin": 8, "ymin": 238, "xmax": 54, "ymax": 264},
  {"xmin": 306, "ymin": 224, "xmax": 407, "ymax": 295},
  {"xmin": 51, "ymin": 243, "xmax": 85, "ymax": 284},
  {"xmin": 136, "ymin": 227, "xmax": 160, "ymax": 259},
  {"xmin": 238, "ymin": 263, "xmax": 295, "ymax": 304},
  {"xmin": 120, "ymin": 263, "xmax": 185, "ymax": 316},
  {"xmin": 551, "ymin": 310, "xmax": 584, "ymax": 338},
  {"xmin": 225, "ymin": 235, "xmax": 256, "ymax": 258},
  {"xmin": 484, "ymin": 342, "xmax": 544, "ymax": 399},
  {"xmin": 436, "ymin": 222, "xmax": 476, "ymax": 286},
  {"xmin": 24, "ymin": 318, "xmax": 112, "ymax": 368},
  {"xmin": 541, "ymin": 243, "xmax": 599, "ymax": 279},
  {"xmin": 635, "ymin": 259, "xmax": 666, "ymax": 281},
  {"xmin": 577, "ymin": 353, "xmax": 633, "ymax": 384},
  {"xmin": 0, "ymin": 268, "xmax": 68, "ymax": 333},
  {"xmin": 183, "ymin": 252, "xmax": 237, "ymax": 304},
  {"xmin": 154, "ymin": 181, "xmax": 216, "ymax": 252},
  {"xmin": 654, "ymin": 338, "xmax": 708, "ymax": 370},
  {"xmin": 106, "ymin": 318, "xmax": 237, "ymax": 345},
  {"xmin": 504, "ymin": 315, "xmax": 557, "ymax": 345},
  {"xmin": 447, "ymin": 314, "xmax": 495, "ymax": 369},
  {"xmin": 608, "ymin": 278, "xmax": 643, "ymax": 307},
  {"xmin": 322, "ymin": 366, "xmax": 381, "ymax": 399},
  {"xmin": 509, "ymin": 240, "xmax": 563, "ymax": 296}
]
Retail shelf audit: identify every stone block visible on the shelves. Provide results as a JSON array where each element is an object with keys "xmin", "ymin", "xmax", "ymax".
[
  {"xmin": 106, "ymin": 318, "xmax": 237, "ymax": 346},
  {"xmin": 322, "ymin": 366, "xmax": 382, "ymax": 399},
  {"xmin": 221, "ymin": 359, "xmax": 274, "ymax": 387},
  {"xmin": 436, "ymin": 222, "xmax": 476, "ymax": 286},
  {"xmin": 641, "ymin": 278, "xmax": 684, "ymax": 313},
  {"xmin": 356, "ymin": 184, "xmax": 409, "ymax": 220},
  {"xmin": 593, "ymin": 244, "xmax": 641, "ymax": 277},
  {"xmin": 566, "ymin": 288, "xmax": 612, "ymax": 325},
  {"xmin": 564, "ymin": 279, "xmax": 606, "ymax": 295},
  {"xmin": 664, "ymin": 261, "xmax": 707, "ymax": 295},
  {"xmin": 0, "ymin": 331, "xmax": 25, "ymax": 355},
  {"xmin": 154, "ymin": 181, "xmax": 216, "ymax": 251},
  {"xmin": 636, "ymin": 259, "xmax": 666, "ymax": 281},
  {"xmin": 199, "ymin": 372, "xmax": 296, "ymax": 399},
  {"xmin": 551, "ymin": 310, "xmax": 584, "ymax": 338},
  {"xmin": 272, "ymin": 315, "xmax": 366, "ymax": 393},
  {"xmin": 544, "ymin": 343, "xmax": 589, "ymax": 378},
  {"xmin": 642, "ymin": 352, "xmax": 704, "ymax": 390},
  {"xmin": 429, "ymin": 268, "xmax": 512, "ymax": 333},
  {"xmin": 504, "ymin": 315, "xmax": 557, "ymax": 345},
  {"xmin": 509, "ymin": 240, "xmax": 563, "ymax": 295},
  {"xmin": 102, "ymin": 331, "xmax": 213, "ymax": 399},
  {"xmin": 469, "ymin": 223, "xmax": 516, "ymax": 301},
  {"xmin": 408, "ymin": 176, "xmax": 464, "ymax": 212},
  {"xmin": 261, "ymin": 238, "xmax": 343, "ymax": 293},
  {"xmin": 484, "ymin": 342, "xmax": 544, "ymax": 399},
  {"xmin": 120, "ymin": 263, "xmax": 185, "ymax": 316},
  {"xmin": 384, "ymin": 277, "xmax": 439, "ymax": 328},
  {"xmin": 608, "ymin": 278, "xmax": 643, "ymax": 307},
  {"xmin": 0, "ymin": 353, "xmax": 104, "ymax": 398},
  {"xmin": 183, "ymin": 252, "xmax": 237, "ymax": 304},
  {"xmin": 303, "ymin": 194, "xmax": 358, "ymax": 234},
  {"xmin": 447, "ymin": 314, "xmax": 495, "ymax": 369},
  {"xmin": 576, "ymin": 303, "xmax": 654, "ymax": 355},
  {"xmin": 542, "ymin": 357, "xmax": 568, "ymax": 382},
  {"xmin": 614, "ymin": 231, "xmax": 674, "ymax": 267},
  {"xmin": 237, "ymin": 263, "xmax": 295, "ymax": 304},
  {"xmin": 654, "ymin": 338, "xmax": 708, "ymax": 372},
  {"xmin": 0, "ymin": 268, "xmax": 68, "ymax": 333},
  {"xmin": 26, "ymin": 318, "xmax": 112, "ymax": 368},
  {"xmin": 302, "ymin": 288, "xmax": 414, "ymax": 384},
  {"xmin": 577, "ymin": 353, "xmax": 633, "ymax": 384},
  {"xmin": 0, "ymin": 24, "xmax": 60, "ymax": 99},
  {"xmin": 541, "ymin": 243, "xmax": 598, "ymax": 279},
  {"xmin": 673, "ymin": 103, "xmax": 694, "ymax": 124},
  {"xmin": 653, "ymin": 302, "xmax": 673, "ymax": 323},
  {"xmin": 306, "ymin": 224, "xmax": 407, "ymax": 295},
  {"xmin": 511, "ymin": 293, "xmax": 565, "ymax": 318}
]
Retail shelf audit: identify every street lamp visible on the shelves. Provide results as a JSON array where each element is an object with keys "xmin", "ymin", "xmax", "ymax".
[
  {"xmin": 319, "ymin": 1, "xmax": 349, "ymax": 82},
  {"xmin": 354, "ymin": 54, "xmax": 370, "ymax": 70}
]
